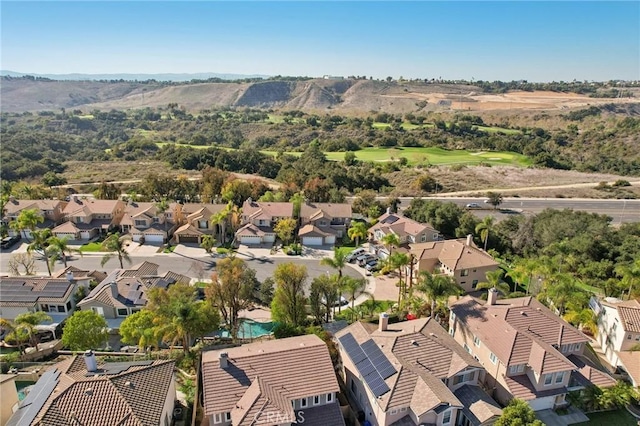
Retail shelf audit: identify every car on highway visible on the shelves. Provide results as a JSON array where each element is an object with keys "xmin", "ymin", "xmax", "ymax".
[
  {"xmin": 345, "ymin": 248, "xmax": 367, "ymax": 263},
  {"xmin": 465, "ymin": 203, "xmax": 481, "ymax": 209}
]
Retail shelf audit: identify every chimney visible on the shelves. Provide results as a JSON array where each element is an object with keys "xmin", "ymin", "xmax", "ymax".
[
  {"xmin": 84, "ymin": 350, "xmax": 97, "ymax": 372},
  {"xmin": 9, "ymin": 196, "xmax": 16, "ymax": 203},
  {"xmin": 66, "ymin": 271, "xmax": 75, "ymax": 282},
  {"xmin": 219, "ymin": 352, "xmax": 229, "ymax": 369},
  {"xmin": 386, "ymin": 207, "xmax": 391, "ymax": 215},
  {"xmin": 71, "ymin": 195, "xmax": 78, "ymax": 203},
  {"xmin": 487, "ymin": 288, "xmax": 498, "ymax": 305},
  {"xmin": 379, "ymin": 313, "xmax": 389, "ymax": 332},
  {"xmin": 466, "ymin": 234, "xmax": 473, "ymax": 246}
]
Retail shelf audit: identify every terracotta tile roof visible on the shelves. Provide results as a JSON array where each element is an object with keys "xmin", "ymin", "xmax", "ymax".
[
  {"xmin": 0, "ymin": 277, "xmax": 74, "ymax": 307},
  {"xmin": 201, "ymin": 334, "xmax": 339, "ymax": 417},
  {"xmin": 617, "ymin": 351, "xmax": 640, "ymax": 387},
  {"xmin": 52, "ymin": 221, "xmax": 80, "ymax": 234},
  {"xmin": 503, "ymin": 374, "xmax": 568, "ymax": 401},
  {"xmin": 3, "ymin": 199, "xmax": 66, "ymax": 216},
  {"xmin": 63, "ymin": 199, "xmax": 122, "ymax": 216},
  {"xmin": 298, "ymin": 224, "xmax": 334, "ymax": 237},
  {"xmin": 174, "ymin": 203, "xmax": 227, "ymax": 216},
  {"xmin": 121, "ymin": 261, "xmax": 160, "ymax": 277},
  {"xmin": 454, "ymin": 385, "xmax": 502, "ymax": 424},
  {"xmin": 242, "ymin": 200, "xmax": 293, "ymax": 221},
  {"xmin": 52, "ymin": 266, "xmax": 105, "ymax": 282},
  {"xmin": 293, "ymin": 402, "xmax": 345, "ymax": 426},
  {"xmin": 173, "ymin": 223, "xmax": 205, "ymax": 236},
  {"xmin": 236, "ymin": 223, "xmax": 273, "ymax": 237},
  {"xmin": 616, "ymin": 300, "xmax": 640, "ymax": 333},
  {"xmin": 369, "ymin": 213, "xmax": 434, "ymax": 240},
  {"xmin": 411, "ymin": 238, "xmax": 499, "ymax": 271},
  {"xmin": 300, "ymin": 202, "xmax": 352, "ymax": 220},
  {"xmin": 568, "ymin": 354, "xmax": 616, "ymax": 388},
  {"xmin": 7, "ymin": 356, "xmax": 174, "ymax": 426}
]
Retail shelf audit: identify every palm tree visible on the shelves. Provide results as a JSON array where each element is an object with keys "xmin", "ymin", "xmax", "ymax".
[
  {"xmin": 10, "ymin": 208, "xmax": 43, "ymax": 241},
  {"xmin": 476, "ymin": 269, "xmax": 511, "ymax": 296},
  {"xmin": 347, "ymin": 221, "xmax": 368, "ymax": 246},
  {"xmin": 101, "ymin": 233, "xmax": 132, "ymax": 269},
  {"xmin": 210, "ymin": 202, "xmax": 232, "ymax": 245},
  {"xmin": 381, "ymin": 233, "xmax": 400, "ymax": 256},
  {"xmin": 563, "ymin": 308, "xmax": 598, "ymax": 336},
  {"xmin": 415, "ymin": 271, "xmax": 463, "ymax": 318},
  {"xmin": 47, "ymin": 235, "xmax": 82, "ymax": 267},
  {"xmin": 388, "ymin": 252, "xmax": 410, "ymax": 301},
  {"xmin": 475, "ymin": 216, "xmax": 495, "ymax": 251},
  {"xmin": 0, "ymin": 312, "xmax": 52, "ymax": 354},
  {"xmin": 27, "ymin": 229, "xmax": 53, "ymax": 276},
  {"xmin": 616, "ymin": 259, "xmax": 640, "ymax": 300},
  {"xmin": 321, "ymin": 248, "xmax": 347, "ymax": 279},
  {"xmin": 343, "ymin": 276, "xmax": 368, "ymax": 313},
  {"xmin": 155, "ymin": 198, "xmax": 170, "ymax": 236}
]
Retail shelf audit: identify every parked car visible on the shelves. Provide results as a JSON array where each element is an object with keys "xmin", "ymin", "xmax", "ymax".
[
  {"xmin": 322, "ymin": 296, "xmax": 349, "ymax": 307},
  {"xmin": 465, "ymin": 203, "xmax": 481, "ymax": 209},
  {"xmin": 357, "ymin": 254, "xmax": 377, "ymax": 267},
  {"xmin": 365, "ymin": 260, "xmax": 379, "ymax": 272},
  {"xmin": 345, "ymin": 248, "xmax": 367, "ymax": 263},
  {"xmin": 0, "ymin": 235, "xmax": 21, "ymax": 250}
]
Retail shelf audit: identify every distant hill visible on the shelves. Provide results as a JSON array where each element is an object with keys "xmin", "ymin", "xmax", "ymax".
[{"xmin": 0, "ymin": 70, "xmax": 270, "ymax": 82}]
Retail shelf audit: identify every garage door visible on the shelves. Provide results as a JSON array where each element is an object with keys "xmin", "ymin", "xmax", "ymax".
[
  {"xmin": 241, "ymin": 236, "xmax": 262, "ymax": 245},
  {"xmin": 325, "ymin": 235, "xmax": 336, "ymax": 245},
  {"xmin": 144, "ymin": 234, "xmax": 165, "ymax": 243},
  {"xmin": 263, "ymin": 234, "xmax": 275, "ymax": 243},
  {"xmin": 528, "ymin": 396, "xmax": 553, "ymax": 411},
  {"xmin": 303, "ymin": 237, "xmax": 323, "ymax": 246},
  {"xmin": 178, "ymin": 235, "xmax": 200, "ymax": 244}
]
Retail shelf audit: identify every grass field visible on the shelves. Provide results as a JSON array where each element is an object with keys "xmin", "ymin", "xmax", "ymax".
[
  {"xmin": 79, "ymin": 241, "xmax": 104, "ymax": 252},
  {"xmin": 155, "ymin": 143, "xmax": 530, "ymax": 167},
  {"xmin": 575, "ymin": 409, "xmax": 638, "ymax": 426}
]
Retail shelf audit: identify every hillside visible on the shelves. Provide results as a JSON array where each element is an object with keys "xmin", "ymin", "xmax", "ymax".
[{"xmin": 2, "ymin": 77, "xmax": 638, "ymax": 114}]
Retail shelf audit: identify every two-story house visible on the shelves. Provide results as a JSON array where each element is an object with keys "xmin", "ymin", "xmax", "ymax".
[
  {"xmin": 409, "ymin": 236, "xmax": 499, "ymax": 292},
  {"xmin": 334, "ymin": 314, "xmax": 502, "ymax": 426},
  {"xmin": 449, "ymin": 290, "xmax": 615, "ymax": 411},
  {"xmin": 368, "ymin": 211, "xmax": 440, "ymax": 259},
  {"xmin": 201, "ymin": 334, "xmax": 345, "ymax": 426},
  {"xmin": 235, "ymin": 199, "xmax": 294, "ymax": 245},
  {"xmin": 120, "ymin": 201, "xmax": 175, "ymax": 244},
  {"xmin": 77, "ymin": 261, "xmax": 190, "ymax": 331},
  {"xmin": 592, "ymin": 297, "xmax": 640, "ymax": 387},
  {"xmin": 172, "ymin": 203, "xmax": 227, "ymax": 244},
  {"xmin": 52, "ymin": 196, "xmax": 125, "ymax": 241},
  {"xmin": 3, "ymin": 197, "xmax": 68, "ymax": 239},
  {"xmin": 298, "ymin": 202, "xmax": 352, "ymax": 246},
  {"xmin": 7, "ymin": 351, "xmax": 176, "ymax": 426}
]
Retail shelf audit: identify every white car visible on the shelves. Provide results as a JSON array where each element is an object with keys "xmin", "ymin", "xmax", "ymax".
[{"xmin": 465, "ymin": 203, "xmax": 481, "ymax": 209}]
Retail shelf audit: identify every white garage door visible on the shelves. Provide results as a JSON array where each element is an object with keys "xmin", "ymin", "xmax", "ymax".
[
  {"xmin": 325, "ymin": 235, "xmax": 336, "ymax": 245},
  {"xmin": 263, "ymin": 234, "xmax": 276, "ymax": 243},
  {"xmin": 241, "ymin": 236, "xmax": 262, "ymax": 245},
  {"xmin": 528, "ymin": 396, "xmax": 554, "ymax": 411},
  {"xmin": 144, "ymin": 234, "xmax": 165, "ymax": 243},
  {"xmin": 132, "ymin": 234, "xmax": 144, "ymax": 243},
  {"xmin": 303, "ymin": 236, "xmax": 323, "ymax": 246}
]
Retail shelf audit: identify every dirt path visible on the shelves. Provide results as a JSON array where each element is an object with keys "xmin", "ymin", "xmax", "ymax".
[{"xmin": 438, "ymin": 180, "xmax": 640, "ymax": 196}]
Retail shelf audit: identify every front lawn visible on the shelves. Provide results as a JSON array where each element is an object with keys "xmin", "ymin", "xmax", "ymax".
[
  {"xmin": 79, "ymin": 241, "xmax": 104, "ymax": 252},
  {"xmin": 575, "ymin": 409, "xmax": 638, "ymax": 426}
]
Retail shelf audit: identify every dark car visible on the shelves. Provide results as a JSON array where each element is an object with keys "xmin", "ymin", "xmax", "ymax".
[
  {"xmin": 357, "ymin": 254, "xmax": 377, "ymax": 267},
  {"xmin": 0, "ymin": 235, "xmax": 21, "ymax": 250}
]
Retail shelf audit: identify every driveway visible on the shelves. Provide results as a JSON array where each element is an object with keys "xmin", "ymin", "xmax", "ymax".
[{"xmin": 125, "ymin": 242, "xmax": 163, "ymax": 256}]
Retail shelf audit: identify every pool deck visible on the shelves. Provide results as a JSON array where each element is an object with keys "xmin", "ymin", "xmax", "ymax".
[{"xmin": 239, "ymin": 307, "xmax": 272, "ymax": 321}]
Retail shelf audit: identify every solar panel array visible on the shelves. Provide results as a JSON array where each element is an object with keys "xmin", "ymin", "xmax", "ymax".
[
  {"xmin": 6, "ymin": 368, "xmax": 61, "ymax": 426},
  {"xmin": 381, "ymin": 215, "xmax": 399, "ymax": 224},
  {"xmin": 0, "ymin": 279, "xmax": 72, "ymax": 303},
  {"xmin": 339, "ymin": 333, "xmax": 395, "ymax": 398}
]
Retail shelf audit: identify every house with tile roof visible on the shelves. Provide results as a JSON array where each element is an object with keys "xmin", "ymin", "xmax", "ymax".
[
  {"xmin": 368, "ymin": 211, "xmax": 440, "ymax": 259},
  {"xmin": 76, "ymin": 261, "xmax": 190, "ymax": 331},
  {"xmin": 171, "ymin": 202, "xmax": 227, "ymax": 244},
  {"xmin": 6, "ymin": 351, "xmax": 176, "ymax": 426},
  {"xmin": 201, "ymin": 334, "xmax": 345, "ymax": 426},
  {"xmin": 0, "ymin": 271, "xmax": 93, "ymax": 322},
  {"xmin": 334, "ymin": 314, "xmax": 501, "ymax": 426},
  {"xmin": 591, "ymin": 297, "xmax": 640, "ymax": 387},
  {"xmin": 449, "ymin": 291, "xmax": 615, "ymax": 411},
  {"xmin": 409, "ymin": 236, "xmax": 499, "ymax": 292},
  {"xmin": 120, "ymin": 201, "xmax": 175, "ymax": 244},
  {"xmin": 3, "ymin": 197, "xmax": 68, "ymax": 239},
  {"xmin": 298, "ymin": 202, "xmax": 352, "ymax": 246},
  {"xmin": 235, "ymin": 199, "xmax": 294, "ymax": 245},
  {"xmin": 52, "ymin": 196, "xmax": 125, "ymax": 241}
]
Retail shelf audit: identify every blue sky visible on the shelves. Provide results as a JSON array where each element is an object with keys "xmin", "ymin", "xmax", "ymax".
[{"xmin": 1, "ymin": 1, "xmax": 638, "ymax": 82}]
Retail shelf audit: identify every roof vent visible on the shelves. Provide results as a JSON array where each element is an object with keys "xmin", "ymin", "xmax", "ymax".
[
  {"xmin": 520, "ymin": 311, "xmax": 526, "ymax": 316},
  {"xmin": 429, "ymin": 333, "xmax": 436, "ymax": 337},
  {"xmin": 410, "ymin": 340, "xmax": 417, "ymax": 345},
  {"xmin": 125, "ymin": 381, "xmax": 134, "ymax": 388},
  {"xmin": 300, "ymin": 343, "xmax": 305, "ymax": 347},
  {"xmin": 84, "ymin": 388, "xmax": 93, "ymax": 396}
]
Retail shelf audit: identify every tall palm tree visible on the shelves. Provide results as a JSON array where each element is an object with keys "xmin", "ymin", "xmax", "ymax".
[
  {"xmin": 616, "ymin": 259, "xmax": 640, "ymax": 300},
  {"xmin": 10, "ymin": 208, "xmax": 43, "ymax": 241},
  {"xmin": 475, "ymin": 215, "xmax": 495, "ymax": 251},
  {"xmin": 101, "ymin": 233, "xmax": 132, "ymax": 269},
  {"xmin": 388, "ymin": 252, "xmax": 410, "ymax": 302},
  {"xmin": 155, "ymin": 198, "xmax": 170, "ymax": 235},
  {"xmin": 563, "ymin": 308, "xmax": 598, "ymax": 336},
  {"xmin": 381, "ymin": 233, "xmax": 400, "ymax": 256},
  {"xmin": 0, "ymin": 312, "xmax": 52, "ymax": 354},
  {"xmin": 415, "ymin": 271, "xmax": 463, "ymax": 318},
  {"xmin": 321, "ymin": 248, "xmax": 347, "ymax": 279},
  {"xmin": 47, "ymin": 235, "xmax": 82, "ymax": 267},
  {"xmin": 476, "ymin": 269, "xmax": 511, "ymax": 296},
  {"xmin": 210, "ymin": 202, "xmax": 232, "ymax": 245},
  {"xmin": 347, "ymin": 221, "xmax": 368, "ymax": 247},
  {"xmin": 27, "ymin": 229, "xmax": 53, "ymax": 276},
  {"xmin": 343, "ymin": 276, "xmax": 368, "ymax": 313}
]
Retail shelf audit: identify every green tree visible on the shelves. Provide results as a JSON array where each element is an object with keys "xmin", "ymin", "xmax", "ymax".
[
  {"xmin": 101, "ymin": 233, "xmax": 132, "ymax": 269},
  {"xmin": 200, "ymin": 234, "xmax": 216, "ymax": 254},
  {"xmin": 476, "ymin": 269, "xmax": 511, "ymax": 295},
  {"xmin": 381, "ymin": 233, "xmax": 400, "ymax": 256},
  {"xmin": 343, "ymin": 276, "xmax": 368, "ymax": 314},
  {"xmin": 41, "ymin": 171, "xmax": 67, "ymax": 187},
  {"xmin": 206, "ymin": 257, "xmax": 257, "ymax": 341},
  {"xmin": 47, "ymin": 235, "xmax": 82, "ymax": 267},
  {"xmin": 0, "ymin": 312, "xmax": 52, "ymax": 353},
  {"xmin": 415, "ymin": 271, "xmax": 462, "ymax": 318},
  {"xmin": 348, "ymin": 221, "xmax": 368, "ymax": 246},
  {"xmin": 155, "ymin": 198, "xmax": 170, "ymax": 235},
  {"xmin": 259, "ymin": 278, "xmax": 275, "ymax": 306},
  {"xmin": 389, "ymin": 251, "xmax": 411, "ymax": 300},
  {"xmin": 495, "ymin": 399, "xmax": 543, "ymax": 426},
  {"xmin": 475, "ymin": 215, "xmax": 495, "ymax": 251},
  {"xmin": 321, "ymin": 248, "xmax": 348, "ymax": 279},
  {"xmin": 119, "ymin": 310, "xmax": 158, "ymax": 350},
  {"xmin": 616, "ymin": 259, "xmax": 640, "ymax": 300},
  {"xmin": 289, "ymin": 192, "xmax": 305, "ymax": 218},
  {"xmin": 486, "ymin": 192, "xmax": 503, "ymax": 210},
  {"xmin": 310, "ymin": 274, "xmax": 338, "ymax": 323},
  {"xmin": 27, "ymin": 229, "xmax": 53, "ymax": 276},
  {"xmin": 210, "ymin": 202, "xmax": 232, "ymax": 244},
  {"xmin": 10, "ymin": 208, "xmax": 43, "ymax": 240},
  {"xmin": 62, "ymin": 310, "xmax": 108, "ymax": 351},
  {"xmin": 274, "ymin": 217, "xmax": 297, "ymax": 245},
  {"xmin": 271, "ymin": 263, "xmax": 307, "ymax": 327}
]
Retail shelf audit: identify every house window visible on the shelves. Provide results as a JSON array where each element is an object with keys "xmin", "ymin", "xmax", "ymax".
[
  {"xmin": 92, "ymin": 306, "xmax": 104, "ymax": 316},
  {"xmin": 153, "ymin": 217, "xmax": 159, "ymax": 223},
  {"xmin": 453, "ymin": 371, "xmax": 475, "ymax": 385},
  {"xmin": 326, "ymin": 393, "xmax": 333, "ymax": 403},
  {"xmin": 225, "ymin": 413, "xmax": 231, "ymax": 422},
  {"xmin": 449, "ymin": 327, "xmax": 455, "ymax": 336},
  {"xmin": 66, "ymin": 301, "xmax": 72, "ymax": 311},
  {"xmin": 472, "ymin": 280, "xmax": 479, "ymax": 289},
  {"xmin": 509, "ymin": 364, "xmax": 525, "ymax": 374},
  {"xmin": 57, "ymin": 305, "xmax": 65, "ymax": 312},
  {"xmin": 134, "ymin": 220, "xmax": 146, "ymax": 227},
  {"xmin": 461, "ymin": 269, "xmax": 469, "ymax": 277},
  {"xmin": 555, "ymin": 372, "xmax": 565, "ymax": 384},
  {"xmin": 473, "ymin": 336, "xmax": 481, "ymax": 347},
  {"xmin": 443, "ymin": 410, "xmax": 451, "ymax": 424},
  {"xmin": 421, "ymin": 234, "xmax": 427, "ymax": 242},
  {"xmin": 313, "ymin": 395, "xmax": 320, "ymax": 406},
  {"xmin": 41, "ymin": 304, "xmax": 49, "ymax": 312},
  {"xmin": 463, "ymin": 344, "xmax": 472, "ymax": 354},
  {"xmin": 117, "ymin": 308, "xmax": 128, "ymax": 316},
  {"xmin": 489, "ymin": 352, "xmax": 497, "ymax": 364},
  {"xmin": 198, "ymin": 220, "xmax": 208, "ymax": 229},
  {"xmin": 544, "ymin": 374, "xmax": 553, "ymax": 386},
  {"xmin": 300, "ymin": 397, "xmax": 307, "ymax": 408},
  {"xmin": 213, "ymin": 413, "xmax": 222, "ymax": 424}
]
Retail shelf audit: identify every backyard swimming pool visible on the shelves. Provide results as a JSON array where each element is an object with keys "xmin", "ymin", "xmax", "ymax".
[{"xmin": 212, "ymin": 319, "xmax": 277, "ymax": 340}]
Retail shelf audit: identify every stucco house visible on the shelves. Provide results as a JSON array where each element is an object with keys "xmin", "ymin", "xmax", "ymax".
[
  {"xmin": 52, "ymin": 196, "xmax": 125, "ymax": 241},
  {"xmin": 235, "ymin": 199, "xmax": 294, "ymax": 245},
  {"xmin": 171, "ymin": 202, "xmax": 227, "ymax": 244},
  {"xmin": 368, "ymin": 211, "xmax": 440, "ymax": 259},
  {"xmin": 409, "ymin": 236, "xmax": 499, "ymax": 292},
  {"xmin": 3, "ymin": 197, "xmax": 68, "ymax": 239},
  {"xmin": 449, "ymin": 290, "xmax": 615, "ymax": 411},
  {"xmin": 591, "ymin": 297, "xmax": 640, "ymax": 387},
  {"xmin": 298, "ymin": 202, "xmax": 352, "ymax": 246},
  {"xmin": 6, "ymin": 351, "xmax": 176, "ymax": 426},
  {"xmin": 201, "ymin": 334, "xmax": 345, "ymax": 426},
  {"xmin": 335, "ymin": 314, "xmax": 502, "ymax": 426},
  {"xmin": 120, "ymin": 201, "xmax": 175, "ymax": 244}
]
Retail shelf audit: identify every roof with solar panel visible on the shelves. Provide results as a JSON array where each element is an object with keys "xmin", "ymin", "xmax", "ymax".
[
  {"xmin": 335, "ymin": 316, "xmax": 484, "ymax": 418},
  {"xmin": 0, "ymin": 277, "xmax": 75, "ymax": 307}
]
